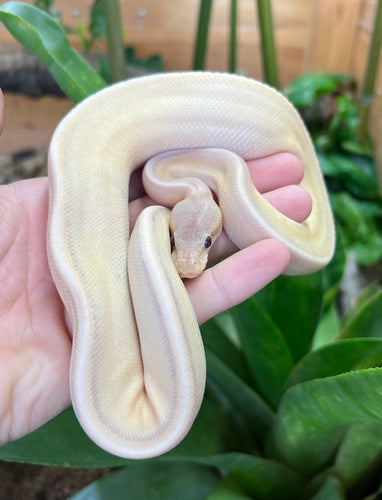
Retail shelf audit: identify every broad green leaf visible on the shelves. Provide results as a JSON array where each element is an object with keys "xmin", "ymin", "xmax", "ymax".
[
  {"xmin": 322, "ymin": 227, "xmax": 346, "ymax": 307},
  {"xmin": 125, "ymin": 46, "xmax": 163, "ymax": 72},
  {"xmin": 169, "ymin": 396, "xmax": 243, "ymax": 458},
  {"xmin": 70, "ymin": 453, "xmax": 303, "ymax": 500},
  {"xmin": 328, "ymin": 95, "xmax": 359, "ymax": 146},
  {"xmin": 339, "ymin": 288, "xmax": 382, "ymax": 339},
  {"xmin": 204, "ymin": 385, "xmax": 260, "ymax": 455},
  {"xmin": 340, "ymin": 282, "xmax": 381, "ymax": 329},
  {"xmin": 203, "ymin": 320, "xmax": 262, "ymax": 453},
  {"xmin": 33, "ymin": 0, "xmax": 61, "ymax": 25},
  {"xmin": 312, "ymin": 303, "xmax": 341, "ymax": 350},
  {"xmin": 310, "ymin": 476, "xmax": 345, "ymax": 500},
  {"xmin": 351, "ymin": 232, "xmax": 382, "ymax": 265},
  {"xmin": 0, "ymin": 1, "xmax": 106, "ymax": 102},
  {"xmin": 330, "ymin": 193, "xmax": 365, "ymax": 236},
  {"xmin": 284, "ymin": 73, "xmax": 338, "ymax": 108},
  {"xmin": 0, "ymin": 407, "xmax": 125, "ymax": 467},
  {"xmin": 232, "ymin": 298, "xmax": 294, "ymax": 408},
  {"xmin": 334, "ymin": 421, "xmax": 382, "ymax": 490},
  {"xmin": 69, "ymin": 461, "xmax": 220, "ymax": 500},
  {"xmin": 199, "ymin": 453, "xmax": 303, "ymax": 499},
  {"xmin": 0, "ymin": 395, "xmax": 233, "ymax": 466},
  {"xmin": 320, "ymin": 154, "xmax": 378, "ymax": 198},
  {"xmin": 89, "ymin": 0, "xmax": 106, "ymax": 42},
  {"xmin": 285, "ymin": 338, "xmax": 382, "ymax": 388},
  {"xmin": 268, "ymin": 368, "xmax": 382, "ymax": 474},
  {"xmin": 254, "ymin": 273, "xmax": 324, "ymax": 362},
  {"xmin": 328, "ymin": 74, "xmax": 357, "ymax": 86},
  {"xmin": 207, "ymin": 482, "xmax": 251, "ymax": 499},
  {"xmin": 330, "ymin": 193, "xmax": 382, "ymax": 265},
  {"xmin": 342, "ymin": 139, "xmax": 374, "ymax": 157},
  {"xmin": 201, "ymin": 317, "xmax": 252, "ymax": 384},
  {"xmin": 212, "ymin": 309, "xmax": 241, "ymax": 346},
  {"xmin": 347, "ymin": 282, "xmax": 382, "ymax": 313},
  {"xmin": 205, "ymin": 349, "xmax": 274, "ymax": 446}
]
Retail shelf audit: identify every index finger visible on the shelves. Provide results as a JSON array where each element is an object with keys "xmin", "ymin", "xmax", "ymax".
[{"xmin": 186, "ymin": 238, "xmax": 290, "ymax": 324}]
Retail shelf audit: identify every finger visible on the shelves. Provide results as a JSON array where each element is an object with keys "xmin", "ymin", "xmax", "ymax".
[
  {"xmin": 248, "ymin": 153, "xmax": 304, "ymax": 193},
  {"xmin": 263, "ymin": 185, "xmax": 312, "ymax": 223},
  {"xmin": 128, "ymin": 155, "xmax": 309, "ymax": 229},
  {"xmin": 129, "ymin": 153, "xmax": 303, "ymax": 203},
  {"xmin": 186, "ymin": 239, "xmax": 290, "ymax": 324},
  {"xmin": 128, "ymin": 182, "xmax": 312, "ymax": 265},
  {"xmin": 207, "ymin": 183, "xmax": 312, "ymax": 265}
]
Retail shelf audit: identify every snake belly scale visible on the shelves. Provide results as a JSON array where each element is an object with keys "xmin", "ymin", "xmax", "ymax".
[{"xmin": 47, "ymin": 72, "xmax": 335, "ymax": 459}]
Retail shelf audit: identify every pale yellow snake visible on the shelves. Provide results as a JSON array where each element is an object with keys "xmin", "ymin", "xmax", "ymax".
[{"xmin": 47, "ymin": 72, "xmax": 335, "ymax": 459}]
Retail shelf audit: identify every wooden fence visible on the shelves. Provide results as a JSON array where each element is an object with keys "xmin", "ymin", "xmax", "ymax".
[
  {"xmin": 0, "ymin": 0, "xmax": 380, "ymax": 86},
  {"xmin": 0, "ymin": 0, "xmax": 380, "ymax": 156}
]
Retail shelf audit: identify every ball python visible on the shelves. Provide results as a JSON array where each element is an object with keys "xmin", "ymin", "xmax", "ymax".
[{"xmin": 47, "ymin": 72, "xmax": 335, "ymax": 459}]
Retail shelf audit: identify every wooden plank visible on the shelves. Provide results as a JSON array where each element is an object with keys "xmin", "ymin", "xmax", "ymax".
[
  {"xmin": 273, "ymin": 0, "xmax": 311, "ymax": 28},
  {"xmin": 370, "ymin": 96, "xmax": 382, "ymax": 194},
  {"xmin": 350, "ymin": 29, "xmax": 370, "ymax": 86},
  {"xmin": 1, "ymin": 94, "xmax": 73, "ymax": 153},
  {"xmin": 0, "ymin": 0, "xmax": 375, "ymax": 81},
  {"xmin": 351, "ymin": 1, "xmax": 382, "ymax": 90},
  {"xmin": 359, "ymin": 0, "xmax": 378, "ymax": 29},
  {"xmin": 308, "ymin": 0, "xmax": 363, "ymax": 74},
  {"xmin": 2, "ymin": 0, "xmax": 382, "ymax": 157},
  {"xmin": 276, "ymin": 28, "xmax": 309, "ymax": 85}
]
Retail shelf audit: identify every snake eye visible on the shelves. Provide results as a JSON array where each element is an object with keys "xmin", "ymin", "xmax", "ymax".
[
  {"xmin": 204, "ymin": 236, "xmax": 212, "ymax": 249},
  {"xmin": 170, "ymin": 235, "xmax": 175, "ymax": 249}
]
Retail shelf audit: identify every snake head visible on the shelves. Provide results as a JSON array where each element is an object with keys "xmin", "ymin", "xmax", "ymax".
[{"xmin": 170, "ymin": 196, "xmax": 222, "ymax": 279}]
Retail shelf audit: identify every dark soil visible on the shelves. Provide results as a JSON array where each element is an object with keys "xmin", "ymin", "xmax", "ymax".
[
  {"xmin": 0, "ymin": 69, "xmax": 64, "ymax": 98},
  {"xmin": 0, "ymin": 461, "xmax": 112, "ymax": 500},
  {"xmin": 0, "ymin": 147, "xmax": 48, "ymax": 183}
]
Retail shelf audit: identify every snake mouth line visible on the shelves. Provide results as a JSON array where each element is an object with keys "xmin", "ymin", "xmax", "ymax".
[{"xmin": 173, "ymin": 257, "xmax": 205, "ymax": 279}]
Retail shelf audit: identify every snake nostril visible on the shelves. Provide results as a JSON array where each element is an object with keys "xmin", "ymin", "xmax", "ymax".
[{"xmin": 173, "ymin": 256, "xmax": 205, "ymax": 279}]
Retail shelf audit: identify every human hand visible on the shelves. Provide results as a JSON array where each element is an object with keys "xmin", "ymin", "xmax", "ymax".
[{"xmin": 0, "ymin": 88, "xmax": 311, "ymax": 444}]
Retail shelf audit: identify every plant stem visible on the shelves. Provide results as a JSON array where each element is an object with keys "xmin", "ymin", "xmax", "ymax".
[
  {"xmin": 357, "ymin": 0, "xmax": 382, "ymax": 144},
  {"xmin": 193, "ymin": 0, "xmax": 213, "ymax": 70},
  {"xmin": 256, "ymin": 0, "xmax": 279, "ymax": 88},
  {"xmin": 102, "ymin": 0, "xmax": 126, "ymax": 82},
  {"xmin": 229, "ymin": 0, "xmax": 237, "ymax": 73}
]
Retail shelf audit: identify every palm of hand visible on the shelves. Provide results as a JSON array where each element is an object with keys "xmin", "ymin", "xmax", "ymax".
[{"xmin": 0, "ymin": 178, "xmax": 70, "ymax": 444}]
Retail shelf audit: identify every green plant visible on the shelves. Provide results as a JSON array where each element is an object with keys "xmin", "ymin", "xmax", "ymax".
[
  {"xmin": 32, "ymin": 0, "xmax": 60, "ymax": 23},
  {"xmin": 101, "ymin": 0, "xmax": 125, "ymax": 81},
  {"xmin": 76, "ymin": 0, "xmax": 105, "ymax": 53},
  {"xmin": 35, "ymin": 0, "xmax": 163, "ymax": 83},
  {"xmin": 357, "ymin": 0, "xmax": 382, "ymax": 144},
  {"xmin": 1, "ymin": 2, "xmax": 382, "ymax": 498},
  {"xmin": 192, "ymin": 0, "xmax": 212, "ymax": 71},
  {"xmin": 193, "ymin": 0, "xmax": 279, "ymax": 87},
  {"xmin": 285, "ymin": 73, "xmax": 382, "ymax": 266},
  {"xmin": 256, "ymin": 0, "xmax": 279, "ymax": 88}
]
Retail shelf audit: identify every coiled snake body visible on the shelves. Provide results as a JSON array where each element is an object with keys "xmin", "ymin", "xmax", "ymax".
[{"xmin": 47, "ymin": 72, "xmax": 334, "ymax": 459}]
